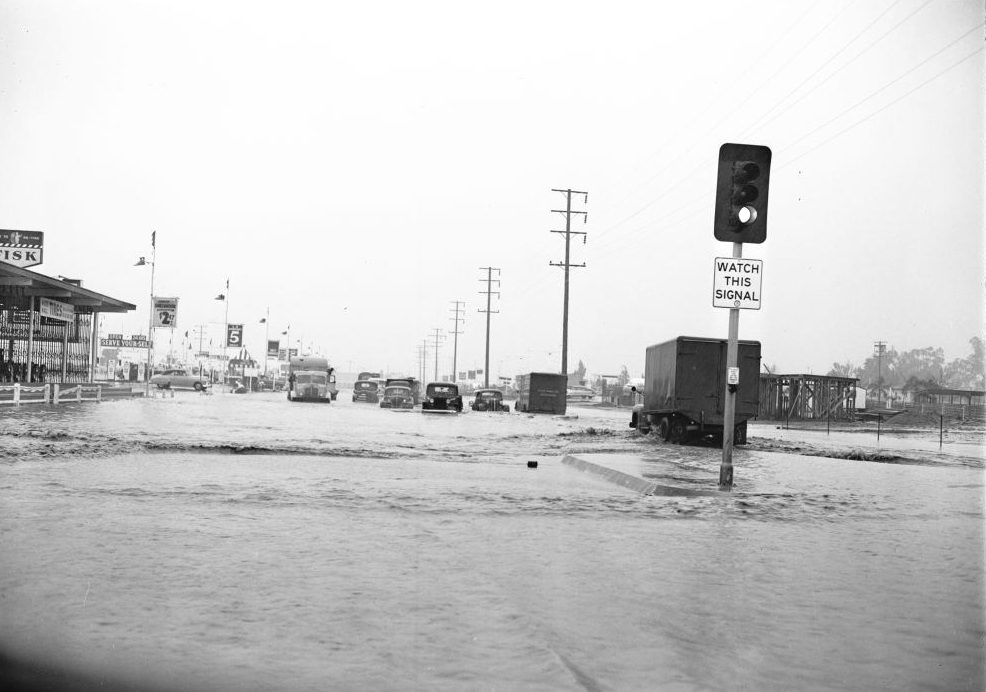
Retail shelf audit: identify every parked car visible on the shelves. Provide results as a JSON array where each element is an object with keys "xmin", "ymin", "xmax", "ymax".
[
  {"xmin": 380, "ymin": 385, "xmax": 415, "ymax": 409},
  {"xmin": 470, "ymin": 388, "xmax": 510, "ymax": 412},
  {"xmin": 150, "ymin": 368, "xmax": 210, "ymax": 391},
  {"xmin": 421, "ymin": 382, "xmax": 463, "ymax": 413},
  {"xmin": 566, "ymin": 385, "xmax": 596, "ymax": 403}
]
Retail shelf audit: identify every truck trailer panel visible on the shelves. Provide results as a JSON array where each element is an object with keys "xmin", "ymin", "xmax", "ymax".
[
  {"xmin": 516, "ymin": 372, "xmax": 567, "ymax": 415},
  {"xmin": 636, "ymin": 336, "xmax": 761, "ymax": 443}
]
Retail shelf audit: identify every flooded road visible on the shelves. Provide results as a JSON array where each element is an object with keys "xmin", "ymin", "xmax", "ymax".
[{"xmin": 1, "ymin": 391, "xmax": 983, "ymax": 691}]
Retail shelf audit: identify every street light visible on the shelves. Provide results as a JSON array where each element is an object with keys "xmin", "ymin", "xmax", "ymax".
[
  {"xmin": 134, "ymin": 231, "xmax": 157, "ymax": 396},
  {"xmin": 215, "ymin": 279, "xmax": 229, "ymax": 390},
  {"xmin": 259, "ymin": 308, "xmax": 269, "ymax": 377}
]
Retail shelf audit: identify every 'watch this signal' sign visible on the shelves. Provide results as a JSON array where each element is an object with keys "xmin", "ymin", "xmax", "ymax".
[{"xmin": 712, "ymin": 257, "xmax": 763, "ymax": 310}]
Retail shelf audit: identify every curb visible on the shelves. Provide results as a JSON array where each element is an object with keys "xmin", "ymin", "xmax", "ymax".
[{"xmin": 561, "ymin": 454, "xmax": 720, "ymax": 497}]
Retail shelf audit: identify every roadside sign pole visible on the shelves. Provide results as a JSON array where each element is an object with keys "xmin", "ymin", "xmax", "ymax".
[
  {"xmin": 712, "ymin": 141, "xmax": 771, "ymax": 490},
  {"xmin": 719, "ymin": 241, "xmax": 742, "ymax": 490},
  {"xmin": 146, "ymin": 239, "xmax": 156, "ymax": 397}
]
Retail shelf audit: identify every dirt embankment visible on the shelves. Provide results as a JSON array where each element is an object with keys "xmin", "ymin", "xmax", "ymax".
[{"xmin": 881, "ymin": 408, "xmax": 984, "ymax": 431}]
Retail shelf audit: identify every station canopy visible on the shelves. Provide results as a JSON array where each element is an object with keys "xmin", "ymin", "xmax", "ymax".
[{"xmin": 0, "ymin": 261, "xmax": 136, "ymax": 314}]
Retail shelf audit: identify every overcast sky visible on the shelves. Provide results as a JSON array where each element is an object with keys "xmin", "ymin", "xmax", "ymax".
[{"xmin": 1, "ymin": 0, "xmax": 982, "ymax": 380}]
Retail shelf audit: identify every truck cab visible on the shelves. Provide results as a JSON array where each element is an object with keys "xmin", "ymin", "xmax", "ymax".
[{"xmin": 287, "ymin": 356, "xmax": 337, "ymax": 403}]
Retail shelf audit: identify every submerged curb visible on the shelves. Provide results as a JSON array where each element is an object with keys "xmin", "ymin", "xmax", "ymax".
[{"xmin": 561, "ymin": 454, "xmax": 720, "ymax": 497}]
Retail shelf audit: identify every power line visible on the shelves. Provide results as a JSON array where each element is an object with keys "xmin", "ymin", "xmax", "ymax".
[
  {"xmin": 449, "ymin": 300, "xmax": 465, "ymax": 383},
  {"xmin": 786, "ymin": 41, "xmax": 984, "ymax": 164},
  {"xmin": 417, "ymin": 341, "xmax": 428, "ymax": 385},
  {"xmin": 478, "ymin": 267, "xmax": 500, "ymax": 389},
  {"xmin": 428, "ymin": 328, "xmax": 445, "ymax": 382},
  {"xmin": 741, "ymin": 0, "xmax": 911, "ymax": 137},
  {"xmin": 743, "ymin": 0, "xmax": 935, "ymax": 137},
  {"xmin": 586, "ymin": 18, "xmax": 985, "ymax": 260},
  {"xmin": 550, "ymin": 188, "xmax": 588, "ymax": 376},
  {"xmin": 589, "ymin": 3, "xmax": 966, "ymax": 251},
  {"xmin": 593, "ymin": 0, "xmax": 828, "ymax": 215}
]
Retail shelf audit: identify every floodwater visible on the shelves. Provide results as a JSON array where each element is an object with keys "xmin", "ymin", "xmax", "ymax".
[{"xmin": 0, "ymin": 391, "xmax": 983, "ymax": 691}]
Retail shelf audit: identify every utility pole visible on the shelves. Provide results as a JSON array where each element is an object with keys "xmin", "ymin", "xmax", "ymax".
[
  {"xmin": 873, "ymin": 341, "xmax": 887, "ymax": 408},
  {"xmin": 478, "ymin": 267, "xmax": 500, "ymax": 389},
  {"xmin": 449, "ymin": 300, "xmax": 465, "ymax": 383},
  {"xmin": 428, "ymin": 328, "xmax": 445, "ymax": 382},
  {"xmin": 191, "ymin": 325, "xmax": 208, "ymax": 377},
  {"xmin": 262, "ymin": 307, "xmax": 270, "ymax": 377},
  {"xmin": 550, "ymin": 188, "xmax": 588, "ymax": 377},
  {"xmin": 417, "ymin": 342, "xmax": 428, "ymax": 384}
]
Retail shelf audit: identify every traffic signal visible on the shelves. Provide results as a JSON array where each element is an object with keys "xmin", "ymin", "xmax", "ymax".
[{"xmin": 713, "ymin": 143, "xmax": 772, "ymax": 243}]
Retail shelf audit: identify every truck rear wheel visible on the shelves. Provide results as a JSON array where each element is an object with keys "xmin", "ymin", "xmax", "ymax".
[
  {"xmin": 669, "ymin": 418, "xmax": 687, "ymax": 444},
  {"xmin": 735, "ymin": 421, "xmax": 748, "ymax": 445},
  {"xmin": 658, "ymin": 417, "xmax": 670, "ymax": 441}
]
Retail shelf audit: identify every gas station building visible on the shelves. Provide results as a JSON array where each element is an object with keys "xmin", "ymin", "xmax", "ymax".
[{"xmin": 0, "ymin": 261, "xmax": 135, "ymax": 384}]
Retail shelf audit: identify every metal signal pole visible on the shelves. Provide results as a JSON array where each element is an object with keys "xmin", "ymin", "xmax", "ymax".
[
  {"xmin": 550, "ymin": 188, "xmax": 588, "ymax": 377},
  {"xmin": 719, "ymin": 242, "xmax": 742, "ymax": 489},
  {"xmin": 449, "ymin": 300, "xmax": 465, "ymax": 382},
  {"xmin": 478, "ymin": 267, "xmax": 500, "ymax": 388}
]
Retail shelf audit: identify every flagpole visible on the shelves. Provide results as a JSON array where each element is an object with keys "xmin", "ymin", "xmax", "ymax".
[
  {"xmin": 224, "ymin": 279, "xmax": 230, "ymax": 392},
  {"xmin": 146, "ymin": 231, "xmax": 157, "ymax": 397},
  {"xmin": 264, "ymin": 307, "xmax": 270, "ymax": 377}
]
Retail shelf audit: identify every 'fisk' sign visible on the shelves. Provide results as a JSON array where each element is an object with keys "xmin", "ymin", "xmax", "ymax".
[
  {"xmin": 0, "ymin": 230, "xmax": 44, "ymax": 268},
  {"xmin": 713, "ymin": 257, "xmax": 763, "ymax": 310}
]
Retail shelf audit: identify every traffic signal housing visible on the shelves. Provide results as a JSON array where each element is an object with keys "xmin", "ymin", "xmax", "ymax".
[{"xmin": 713, "ymin": 143, "xmax": 772, "ymax": 243}]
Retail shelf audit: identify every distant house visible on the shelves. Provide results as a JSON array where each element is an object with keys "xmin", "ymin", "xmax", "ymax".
[{"xmin": 912, "ymin": 388, "xmax": 985, "ymax": 407}]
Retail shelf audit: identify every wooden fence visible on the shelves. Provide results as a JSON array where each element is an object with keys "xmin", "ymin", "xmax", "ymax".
[{"xmin": 0, "ymin": 383, "xmax": 104, "ymax": 406}]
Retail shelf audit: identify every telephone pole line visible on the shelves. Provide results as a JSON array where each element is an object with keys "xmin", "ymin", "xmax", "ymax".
[
  {"xmin": 417, "ymin": 342, "xmax": 427, "ymax": 385},
  {"xmin": 873, "ymin": 340, "xmax": 887, "ymax": 408},
  {"xmin": 429, "ymin": 328, "xmax": 445, "ymax": 382},
  {"xmin": 449, "ymin": 300, "xmax": 465, "ymax": 382},
  {"xmin": 550, "ymin": 188, "xmax": 588, "ymax": 377},
  {"xmin": 478, "ymin": 267, "xmax": 501, "ymax": 389}
]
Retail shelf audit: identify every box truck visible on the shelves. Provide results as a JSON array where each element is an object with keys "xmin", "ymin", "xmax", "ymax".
[
  {"xmin": 629, "ymin": 336, "xmax": 760, "ymax": 444},
  {"xmin": 287, "ymin": 356, "xmax": 337, "ymax": 402},
  {"xmin": 515, "ymin": 372, "xmax": 567, "ymax": 414}
]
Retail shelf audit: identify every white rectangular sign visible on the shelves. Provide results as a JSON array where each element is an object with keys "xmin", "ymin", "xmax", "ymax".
[
  {"xmin": 153, "ymin": 296, "xmax": 179, "ymax": 328},
  {"xmin": 713, "ymin": 257, "xmax": 763, "ymax": 310},
  {"xmin": 39, "ymin": 297, "xmax": 74, "ymax": 321}
]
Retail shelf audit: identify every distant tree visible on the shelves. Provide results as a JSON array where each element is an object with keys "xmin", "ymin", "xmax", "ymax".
[
  {"xmin": 903, "ymin": 375, "xmax": 940, "ymax": 393},
  {"xmin": 858, "ymin": 347, "xmax": 900, "ymax": 391},
  {"xmin": 618, "ymin": 365, "xmax": 630, "ymax": 387},
  {"xmin": 968, "ymin": 336, "xmax": 985, "ymax": 389},
  {"xmin": 943, "ymin": 337, "xmax": 986, "ymax": 390},
  {"xmin": 895, "ymin": 346, "xmax": 945, "ymax": 385},
  {"xmin": 827, "ymin": 361, "xmax": 859, "ymax": 378},
  {"xmin": 575, "ymin": 359, "xmax": 587, "ymax": 383}
]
